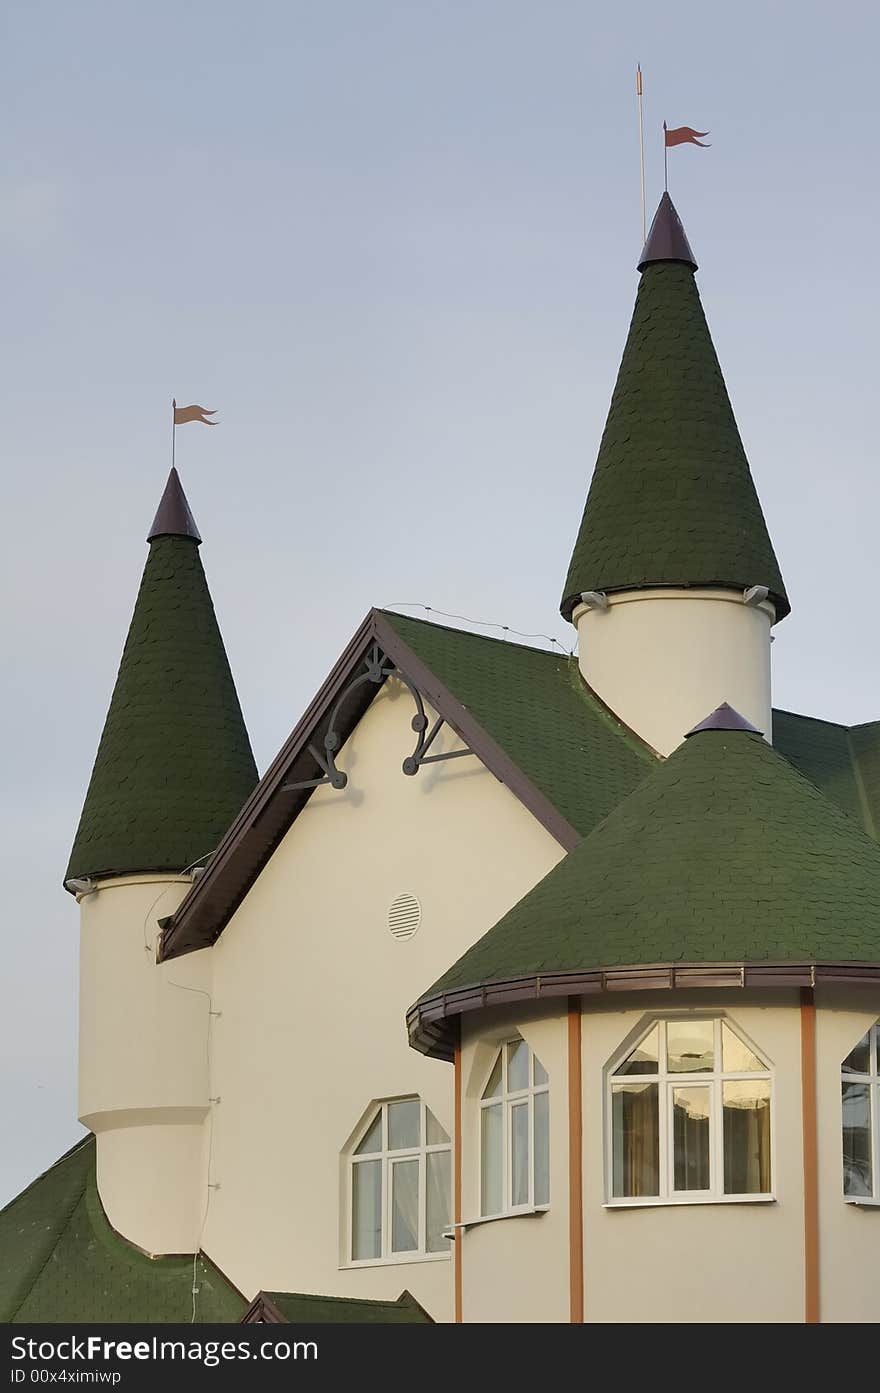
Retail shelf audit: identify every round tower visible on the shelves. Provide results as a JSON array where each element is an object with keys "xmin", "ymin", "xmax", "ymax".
[
  {"xmin": 66, "ymin": 469, "xmax": 258, "ymax": 1254},
  {"xmin": 560, "ymin": 194, "xmax": 788, "ymax": 755}
]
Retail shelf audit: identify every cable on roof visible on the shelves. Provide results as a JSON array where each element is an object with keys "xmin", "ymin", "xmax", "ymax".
[{"xmin": 383, "ymin": 602, "xmax": 576, "ymax": 658}]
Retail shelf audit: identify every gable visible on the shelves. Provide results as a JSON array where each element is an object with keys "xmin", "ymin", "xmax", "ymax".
[{"xmin": 160, "ymin": 609, "xmax": 654, "ymax": 961}]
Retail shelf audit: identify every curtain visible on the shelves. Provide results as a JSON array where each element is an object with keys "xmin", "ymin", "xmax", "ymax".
[
  {"xmin": 612, "ymin": 1082, "xmax": 659, "ymax": 1197},
  {"xmin": 391, "ymin": 1158, "xmax": 419, "ymax": 1252},
  {"xmin": 426, "ymin": 1149, "xmax": 451, "ymax": 1251}
]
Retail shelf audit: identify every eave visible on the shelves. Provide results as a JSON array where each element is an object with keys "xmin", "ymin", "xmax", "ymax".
[
  {"xmin": 159, "ymin": 609, "xmax": 580, "ymax": 962},
  {"xmin": 407, "ymin": 961, "xmax": 880, "ymax": 1061}
]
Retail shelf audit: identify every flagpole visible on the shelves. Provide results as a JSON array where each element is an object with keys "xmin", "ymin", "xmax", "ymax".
[
  {"xmin": 637, "ymin": 65, "xmax": 646, "ymax": 243},
  {"xmin": 172, "ymin": 399, "xmax": 176, "ymax": 470},
  {"xmin": 663, "ymin": 121, "xmax": 668, "ymax": 192}
]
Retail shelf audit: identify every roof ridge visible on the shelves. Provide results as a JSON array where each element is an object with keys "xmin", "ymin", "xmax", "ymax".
[
  {"xmin": 846, "ymin": 725, "xmax": 879, "ymax": 843},
  {"xmin": 379, "ymin": 608, "xmax": 570, "ymax": 660},
  {"xmin": 264, "ymin": 1289, "xmax": 412, "ymax": 1309}
]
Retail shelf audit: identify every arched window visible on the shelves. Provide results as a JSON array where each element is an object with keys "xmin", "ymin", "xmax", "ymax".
[
  {"xmin": 349, "ymin": 1098, "xmax": 451, "ymax": 1263},
  {"xmin": 480, "ymin": 1038, "xmax": 549, "ymax": 1217},
  {"xmin": 607, "ymin": 1017, "xmax": 772, "ymax": 1204},
  {"xmin": 842, "ymin": 1021, "xmax": 880, "ymax": 1200}
]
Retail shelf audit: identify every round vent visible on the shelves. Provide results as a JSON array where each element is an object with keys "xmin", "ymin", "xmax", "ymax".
[{"xmin": 388, "ymin": 893, "xmax": 421, "ymax": 941}]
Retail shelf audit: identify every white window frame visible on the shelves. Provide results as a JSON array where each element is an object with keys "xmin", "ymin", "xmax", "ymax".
[
  {"xmin": 604, "ymin": 1014, "xmax": 775, "ymax": 1208},
  {"xmin": 346, "ymin": 1097, "xmax": 451, "ymax": 1267},
  {"xmin": 479, "ymin": 1038, "xmax": 550, "ymax": 1218},
  {"xmin": 841, "ymin": 1020, "xmax": 880, "ymax": 1204}
]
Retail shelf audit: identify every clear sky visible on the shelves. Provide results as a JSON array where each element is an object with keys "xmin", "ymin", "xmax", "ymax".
[{"xmin": 3, "ymin": 0, "xmax": 879, "ymax": 1205}]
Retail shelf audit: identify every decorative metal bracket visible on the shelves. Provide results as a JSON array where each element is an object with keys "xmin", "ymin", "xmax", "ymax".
[
  {"xmin": 402, "ymin": 713, "xmax": 475, "ymax": 776},
  {"xmin": 280, "ymin": 642, "xmax": 475, "ymax": 794}
]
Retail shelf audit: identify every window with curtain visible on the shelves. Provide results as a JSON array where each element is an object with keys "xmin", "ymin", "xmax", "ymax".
[
  {"xmin": 349, "ymin": 1098, "xmax": 451, "ymax": 1263},
  {"xmin": 842, "ymin": 1020, "xmax": 880, "ymax": 1201},
  {"xmin": 479, "ymin": 1038, "xmax": 550, "ymax": 1217},
  {"xmin": 607, "ymin": 1017, "xmax": 772, "ymax": 1204}
]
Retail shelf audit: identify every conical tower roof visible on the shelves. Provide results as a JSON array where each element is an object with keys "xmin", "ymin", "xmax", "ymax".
[
  {"xmin": 65, "ymin": 472, "xmax": 258, "ymax": 883},
  {"xmin": 561, "ymin": 194, "xmax": 788, "ymax": 621},
  {"xmin": 414, "ymin": 715, "xmax": 880, "ymax": 1006}
]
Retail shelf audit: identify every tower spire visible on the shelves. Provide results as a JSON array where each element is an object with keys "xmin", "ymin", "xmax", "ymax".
[
  {"xmin": 561, "ymin": 193, "xmax": 787, "ymax": 623},
  {"xmin": 66, "ymin": 472, "xmax": 258, "ymax": 883}
]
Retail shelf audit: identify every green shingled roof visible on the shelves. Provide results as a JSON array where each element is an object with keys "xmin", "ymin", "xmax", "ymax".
[
  {"xmin": 421, "ymin": 725, "xmax": 880, "ymax": 998},
  {"xmin": 0, "ymin": 1136, "xmax": 245, "ymax": 1323},
  {"xmin": 381, "ymin": 611, "xmax": 656, "ymax": 837},
  {"xmin": 560, "ymin": 259, "xmax": 788, "ymax": 622},
  {"xmin": 66, "ymin": 529, "xmax": 258, "ymax": 881},
  {"xmin": 258, "ymin": 1290, "xmax": 430, "ymax": 1323}
]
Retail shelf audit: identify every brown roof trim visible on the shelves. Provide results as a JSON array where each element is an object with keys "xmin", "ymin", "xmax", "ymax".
[
  {"xmin": 241, "ymin": 1292, "xmax": 288, "ymax": 1324},
  {"xmin": 159, "ymin": 609, "xmax": 580, "ymax": 962},
  {"xmin": 407, "ymin": 961, "xmax": 880, "ymax": 1061}
]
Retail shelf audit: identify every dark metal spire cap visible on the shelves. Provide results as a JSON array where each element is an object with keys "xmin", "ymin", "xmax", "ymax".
[
  {"xmin": 685, "ymin": 703, "xmax": 763, "ymax": 738},
  {"xmin": 147, "ymin": 467, "xmax": 202, "ymax": 544},
  {"xmin": 638, "ymin": 192, "xmax": 698, "ymax": 273}
]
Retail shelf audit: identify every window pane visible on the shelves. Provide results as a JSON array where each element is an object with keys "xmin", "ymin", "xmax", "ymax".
[
  {"xmin": 426, "ymin": 1150, "xmax": 451, "ymax": 1252},
  {"xmin": 354, "ymin": 1111, "xmax": 382, "ymax": 1155},
  {"xmin": 723, "ymin": 1080, "xmax": 771, "ymax": 1194},
  {"xmin": 842, "ymin": 1082, "xmax": 873, "ymax": 1198},
  {"xmin": 352, "ymin": 1159, "xmax": 382, "ymax": 1259},
  {"xmin": 388, "ymin": 1099, "xmax": 420, "ymax": 1151},
  {"xmin": 481, "ymin": 1103, "xmax": 503, "ymax": 1214},
  {"xmin": 842, "ymin": 1031, "xmax": 872, "ymax": 1075},
  {"xmin": 612, "ymin": 1082, "xmax": 659, "ymax": 1198},
  {"xmin": 482, "ymin": 1054, "xmax": 503, "ymax": 1099},
  {"xmin": 391, "ymin": 1159, "xmax": 420, "ymax": 1252},
  {"xmin": 533, "ymin": 1054, "xmax": 549, "ymax": 1087},
  {"xmin": 722, "ymin": 1022, "xmax": 765, "ymax": 1073},
  {"xmin": 534, "ymin": 1089, "xmax": 550, "ymax": 1206},
  {"xmin": 426, "ymin": 1108, "xmax": 450, "ymax": 1146},
  {"xmin": 511, "ymin": 1102, "xmax": 529, "ymax": 1206},
  {"xmin": 508, "ymin": 1040, "xmax": 529, "ymax": 1092},
  {"xmin": 667, "ymin": 1020, "xmax": 714, "ymax": 1073},
  {"xmin": 616, "ymin": 1024, "xmax": 660, "ymax": 1076},
  {"xmin": 673, "ymin": 1086, "xmax": 711, "ymax": 1191}
]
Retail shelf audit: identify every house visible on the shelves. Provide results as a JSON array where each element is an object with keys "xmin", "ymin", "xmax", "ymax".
[{"xmin": 3, "ymin": 194, "xmax": 879, "ymax": 1324}]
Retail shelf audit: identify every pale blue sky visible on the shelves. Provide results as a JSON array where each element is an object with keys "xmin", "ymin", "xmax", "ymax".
[{"xmin": 3, "ymin": 0, "xmax": 879, "ymax": 1203}]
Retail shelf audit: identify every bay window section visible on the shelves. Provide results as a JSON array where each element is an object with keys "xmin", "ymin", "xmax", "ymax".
[
  {"xmin": 842, "ymin": 1021, "xmax": 880, "ymax": 1200},
  {"xmin": 349, "ymin": 1098, "xmax": 451, "ymax": 1263},
  {"xmin": 608, "ymin": 1017, "xmax": 772, "ymax": 1204},
  {"xmin": 480, "ymin": 1039, "xmax": 550, "ymax": 1216}
]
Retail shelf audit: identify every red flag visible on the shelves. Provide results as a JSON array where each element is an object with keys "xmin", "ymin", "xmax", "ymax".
[{"xmin": 664, "ymin": 123, "xmax": 710, "ymax": 148}]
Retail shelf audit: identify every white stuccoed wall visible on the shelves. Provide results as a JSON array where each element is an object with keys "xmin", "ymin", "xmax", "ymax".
[
  {"xmin": 459, "ymin": 1005, "xmax": 570, "ymax": 1323},
  {"xmin": 78, "ymin": 874, "xmax": 213, "ymax": 1255},
  {"xmin": 579, "ymin": 992, "xmax": 804, "ymax": 1323},
  {"xmin": 202, "ymin": 677, "xmax": 564, "ymax": 1315},
  {"xmin": 815, "ymin": 989, "xmax": 880, "ymax": 1323},
  {"xmin": 574, "ymin": 588, "xmax": 775, "ymax": 754}
]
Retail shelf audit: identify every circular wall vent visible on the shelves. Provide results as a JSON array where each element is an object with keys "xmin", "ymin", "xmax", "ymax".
[{"xmin": 388, "ymin": 893, "xmax": 421, "ymax": 941}]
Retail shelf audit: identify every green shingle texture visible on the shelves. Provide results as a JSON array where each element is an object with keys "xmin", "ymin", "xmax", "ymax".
[
  {"xmin": 848, "ymin": 721, "xmax": 880, "ymax": 841},
  {"xmin": 560, "ymin": 262, "xmax": 788, "ymax": 621},
  {"xmin": 66, "ymin": 535, "xmax": 258, "ymax": 881},
  {"xmin": 422, "ymin": 727, "xmax": 880, "ymax": 997},
  {"xmin": 772, "ymin": 709, "xmax": 870, "ymax": 831},
  {"xmin": 0, "ymin": 1136, "xmax": 245, "ymax": 1323},
  {"xmin": 381, "ymin": 611, "xmax": 656, "ymax": 837},
  {"xmin": 262, "ymin": 1291, "xmax": 430, "ymax": 1323}
]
